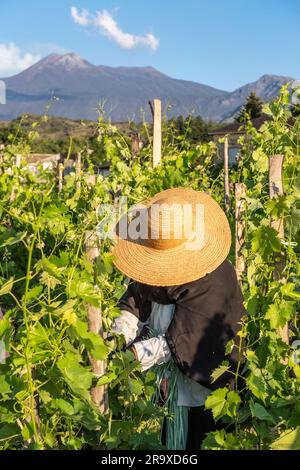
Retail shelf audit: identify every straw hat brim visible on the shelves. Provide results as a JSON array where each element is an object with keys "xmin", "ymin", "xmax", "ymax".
[{"xmin": 112, "ymin": 187, "xmax": 232, "ymax": 286}]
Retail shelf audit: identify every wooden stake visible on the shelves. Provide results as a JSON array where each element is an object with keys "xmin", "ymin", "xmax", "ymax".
[
  {"xmin": 76, "ymin": 152, "xmax": 81, "ymax": 191},
  {"xmin": 58, "ymin": 163, "xmax": 64, "ymax": 193},
  {"xmin": 152, "ymin": 99, "xmax": 161, "ymax": 167},
  {"xmin": 86, "ymin": 174, "xmax": 96, "ymax": 187},
  {"xmin": 84, "ymin": 231, "xmax": 109, "ymax": 413},
  {"xmin": 224, "ymin": 136, "xmax": 230, "ymax": 212},
  {"xmin": 269, "ymin": 154, "xmax": 289, "ymax": 345},
  {"xmin": 131, "ymin": 131, "xmax": 141, "ymax": 161},
  {"xmin": 235, "ymin": 183, "xmax": 246, "ymax": 285},
  {"xmin": 15, "ymin": 154, "xmax": 21, "ymax": 168}
]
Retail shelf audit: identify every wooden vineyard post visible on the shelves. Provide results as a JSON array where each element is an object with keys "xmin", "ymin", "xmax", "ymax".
[
  {"xmin": 235, "ymin": 183, "xmax": 246, "ymax": 285},
  {"xmin": 269, "ymin": 154, "xmax": 289, "ymax": 345},
  {"xmin": 15, "ymin": 154, "xmax": 21, "ymax": 168},
  {"xmin": 84, "ymin": 231, "xmax": 109, "ymax": 413},
  {"xmin": 86, "ymin": 174, "xmax": 96, "ymax": 187},
  {"xmin": 224, "ymin": 136, "xmax": 231, "ymax": 212},
  {"xmin": 131, "ymin": 131, "xmax": 141, "ymax": 161},
  {"xmin": 76, "ymin": 151, "xmax": 81, "ymax": 191},
  {"xmin": 149, "ymin": 99, "xmax": 162, "ymax": 167},
  {"xmin": 58, "ymin": 163, "xmax": 64, "ymax": 193}
]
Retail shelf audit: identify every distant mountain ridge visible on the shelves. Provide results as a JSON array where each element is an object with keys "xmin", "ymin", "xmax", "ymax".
[{"xmin": 0, "ymin": 52, "xmax": 295, "ymax": 122}]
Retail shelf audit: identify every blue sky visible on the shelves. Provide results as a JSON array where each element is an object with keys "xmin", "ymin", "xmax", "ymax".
[{"xmin": 0, "ymin": 0, "xmax": 299, "ymax": 90}]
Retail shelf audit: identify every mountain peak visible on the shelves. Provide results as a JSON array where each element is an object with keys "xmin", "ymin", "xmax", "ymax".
[
  {"xmin": 257, "ymin": 73, "xmax": 294, "ymax": 83},
  {"xmin": 27, "ymin": 52, "xmax": 93, "ymax": 73},
  {"xmin": 46, "ymin": 52, "xmax": 92, "ymax": 70}
]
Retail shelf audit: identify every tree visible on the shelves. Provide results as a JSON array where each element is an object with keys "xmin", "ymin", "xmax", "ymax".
[
  {"xmin": 168, "ymin": 115, "xmax": 217, "ymax": 145},
  {"xmin": 235, "ymin": 92, "xmax": 264, "ymax": 122}
]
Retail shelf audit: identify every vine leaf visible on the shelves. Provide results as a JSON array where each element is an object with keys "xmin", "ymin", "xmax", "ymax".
[
  {"xmin": 0, "ymin": 375, "xmax": 11, "ymax": 398},
  {"xmin": 265, "ymin": 300, "xmax": 296, "ymax": 329},
  {"xmin": 211, "ymin": 361, "xmax": 230, "ymax": 383},
  {"xmin": 0, "ymin": 278, "xmax": 14, "ymax": 296},
  {"xmin": 71, "ymin": 320, "xmax": 108, "ymax": 360},
  {"xmin": 250, "ymin": 401, "xmax": 275, "ymax": 423},
  {"xmin": 57, "ymin": 352, "xmax": 94, "ymax": 402},
  {"xmin": 0, "ymin": 231, "xmax": 27, "ymax": 248},
  {"xmin": 205, "ymin": 388, "xmax": 241, "ymax": 420},
  {"xmin": 270, "ymin": 427, "xmax": 300, "ymax": 450},
  {"xmin": 251, "ymin": 226, "xmax": 281, "ymax": 258}
]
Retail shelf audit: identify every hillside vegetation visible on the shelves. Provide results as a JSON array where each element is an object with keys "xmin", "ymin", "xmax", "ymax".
[{"xmin": 0, "ymin": 114, "xmax": 219, "ymax": 157}]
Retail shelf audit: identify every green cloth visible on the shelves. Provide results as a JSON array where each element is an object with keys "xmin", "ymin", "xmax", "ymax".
[{"xmin": 153, "ymin": 362, "xmax": 189, "ymax": 450}]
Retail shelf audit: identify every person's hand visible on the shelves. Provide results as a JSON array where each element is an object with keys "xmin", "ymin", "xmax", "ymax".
[
  {"xmin": 130, "ymin": 344, "xmax": 139, "ymax": 361},
  {"xmin": 160, "ymin": 377, "xmax": 169, "ymax": 404}
]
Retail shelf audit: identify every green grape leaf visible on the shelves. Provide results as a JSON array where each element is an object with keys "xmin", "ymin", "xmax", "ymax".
[
  {"xmin": 0, "ymin": 278, "xmax": 14, "ymax": 296},
  {"xmin": 0, "ymin": 423, "xmax": 20, "ymax": 439},
  {"xmin": 211, "ymin": 361, "xmax": 230, "ymax": 383},
  {"xmin": 271, "ymin": 427, "xmax": 300, "ymax": 450},
  {"xmin": 57, "ymin": 352, "xmax": 94, "ymax": 402},
  {"xmin": 67, "ymin": 279, "xmax": 100, "ymax": 306},
  {"xmin": 0, "ymin": 376, "xmax": 11, "ymax": 397},
  {"xmin": 0, "ymin": 231, "xmax": 27, "ymax": 248},
  {"xmin": 265, "ymin": 300, "xmax": 296, "ymax": 329},
  {"xmin": 205, "ymin": 388, "xmax": 228, "ymax": 420},
  {"xmin": 251, "ymin": 226, "xmax": 281, "ymax": 258},
  {"xmin": 226, "ymin": 391, "xmax": 241, "ymax": 417},
  {"xmin": 41, "ymin": 204, "xmax": 71, "ymax": 235},
  {"xmin": 128, "ymin": 377, "xmax": 144, "ymax": 396},
  {"xmin": 72, "ymin": 320, "xmax": 108, "ymax": 360},
  {"xmin": 250, "ymin": 401, "xmax": 276, "ymax": 423}
]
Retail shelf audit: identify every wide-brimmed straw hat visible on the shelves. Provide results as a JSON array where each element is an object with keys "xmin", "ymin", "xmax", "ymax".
[{"xmin": 112, "ymin": 187, "xmax": 231, "ymax": 286}]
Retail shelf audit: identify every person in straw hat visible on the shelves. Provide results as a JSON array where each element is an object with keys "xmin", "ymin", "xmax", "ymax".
[{"xmin": 111, "ymin": 187, "xmax": 246, "ymax": 450}]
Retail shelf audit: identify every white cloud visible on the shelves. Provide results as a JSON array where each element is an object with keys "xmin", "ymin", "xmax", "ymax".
[
  {"xmin": 71, "ymin": 6, "xmax": 90, "ymax": 27},
  {"xmin": 94, "ymin": 10, "xmax": 159, "ymax": 51},
  {"xmin": 71, "ymin": 6, "xmax": 159, "ymax": 52},
  {"xmin": 0, "ymin": 43, "xmax": 41, "ymax": 77}
]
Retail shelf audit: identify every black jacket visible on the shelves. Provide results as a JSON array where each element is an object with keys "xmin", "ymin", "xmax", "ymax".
[{"xmin": 118, "ymin": 260, "xmax": 246, "ymax": 390}]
